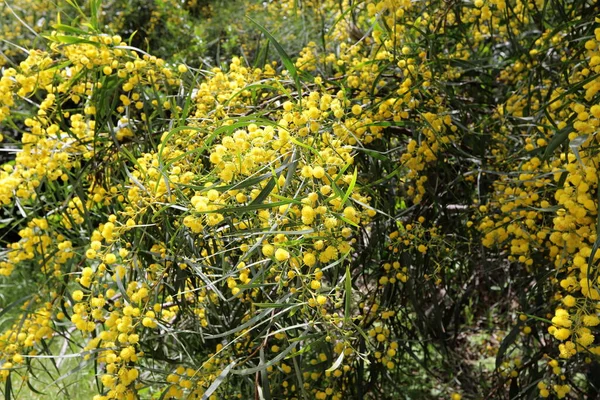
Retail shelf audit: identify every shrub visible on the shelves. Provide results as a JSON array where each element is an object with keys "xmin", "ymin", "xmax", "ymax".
[{"xmin": 1, "ymin": 0, "xmax": 600, "ymax": 399}]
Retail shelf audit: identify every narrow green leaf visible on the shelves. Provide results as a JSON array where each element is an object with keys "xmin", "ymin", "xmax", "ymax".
[
  {"xmin": 115, "ymin": 271, "xmax": 132, "ymax": 304},
  {"xmin": 89, "ymin": 0, "xmax": 101, "ymax": 30},
  {"xmin": 338, "ymin": 215, "xmax": 359, "ymax": 228},
  {"xmin": 496, "ymin": 323, "xmax": 521, "ymax": 369},
  {"xmin": 4, "ymin": 371, "xmax": 11, "ymax": 400},
  {"xmin": 230, "ymin": 339, "xmax": 301, "ymax": 375},
  {"xmin": 569, "ymin": 134, "xmax": 589, "ymax": 166},
  {"xmin": 158, "ymin": 386, "xmax": 175, "ymax": 400},
  {"xmin": 542, "ymin": 123, "xmax": 572, "ymax": 162},
  {"xmin": 259, "ymin": 345, "xmax": 272, "ymax": 400},
  {"xmin": 587, "ymin": 173, "xmax": 600, "ymax": 272},
  {"xmin": 201, "ymin": 361, "xmax": 236, "ymax": 400},
  {"xmin": 523, "ymin": 314, "xmax": 552, "ymax": 324},
  {"xmin": 290, "ymin": 137, "xmax": 324, "ymax": 162},
  {"xmin": 344, "ymin": 265, "xmax": 352, "ymax": 324},
  {"xmin": 25, "ymin": 378, "xmax": 45, "ymax": 395},
  {"xmin": 197, "ymin": 200, "xmax": 296, "ymax": 214},
  {"xmin": 340, "ymin": 167, "xmax": 358, "ymax": 208},
  {"xmin": 52, "ymin": 24, "xmax": 89, "ymax": 35},
  {"xmin": 225, "ymin": 83, "xmax": 291, "ymax": 106},
  {"xmin": 45, "ymin": 35, "xmax": 100, "ymax": 46},
  {"xmin": 291, "ymin": 353, "xmax": 308, "ymax": 400},
  {"xmin": 0, "ymin": 294, "xmax": 34, "ymax": 321},
  {"xmin": 42, "ymin": 358, "xmax": 95, "ymax": 392},
  {"xmin": 246, "ymin": 16, "xmax": 302, "ymax": 97},
  {"xmin": 326, "ymin": 351, "xmax": 345, "ymax": 373},
  {"xmin": 250, "ymin": 177, "xmax": 277, "ymax": 207},
  {"xmin": 253, "ymin": 302, "xmax": 299, "ymax": 309},
  {"xmin": 204, "ymin": 308, "xmax": 273, "ymax": 340}
]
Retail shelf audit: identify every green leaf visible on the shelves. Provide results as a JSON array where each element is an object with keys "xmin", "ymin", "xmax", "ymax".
[
  {"xmin": 204, "ymin": 308, "xmax": 273, "ymax": 340},
  {"xmin": 289, "ymin": 137, "xmax": 325, "ymax": 162},
  {"xmin": 158, "ymin": 385, "xmax": 175, "ymax": 400},
  {"xmin": 338, "ymin": 215, "xmax": 359, "ymax": 228},
  {"xmin": 250, "ymin": 177, "xmax": 277, "ymax": 207},
  {"xmin": 569, "ymin": 134, "xmax": 589, "ymax": 166},
  {"xmin": 259, "ymin": 346, "xmax": 272, "ymax": 400},
  {"xmin": 291, "ymin": 354, "xmax": 308, "ymax": 400},
  {"xmin": 326, "ymin": 351, "xmax": 345, "ymax": 373},
  {"xmin": 45, "ymin": 35, "xmax": 100, "ymax": 46},
  {"xmin": 587, "ymin": 174, "xmax": 600, "ymax": 269},
  {"xmin": 197, "ymin": 200, "xmax": 296, "ymax": 215},
  {"xmin": 4, "ymin": 371, "xmax": 11, "ymax": 400},
  {"xmin": 496, "ymin": 323, "xmax": 521, "ymax": 370},
  {"xmin": 89, "ymin": 0, "xmax": 102, "ymax": 30},
  {"xmin": 246, "ymin": 16, "xmax": 303, "ymax": 97},
  {"xmin": 201, "ymin": 361, "xmax": 236, "ymax": 400},
  {"xmin": 230, "ymin": 338, "xmax": 302, "ymax": 375},
  {"xmin": 25, "ymin": 378, "xmax": 45, "ymax": 396},
  {"xmin": 42, "ymin": 357, "xmax": 95, "ymax": 392},
  {"xmin": 541, "ymin": 123, "xmax": 573, "ymax": 162},
  {"xmin": 344, "ymin": 265, "xmax": 352, "ymax": 324},
  {"xmin": 340, "ymin": 167, "xmax": 358, "ymax": 208},
  {"xmin": 523, "ymin": 313, "xmax": 552, "ymax": 324},
  {"xmin": 225, "ymin": 83, "xmax": 291, "ymax": 106},
  {"xmin": 0, "ymin": 294, "xmax": 34, "ymax": 321},
  {"xmin": 253, "ymin": 302, "xmax": 300, "ymax": 309},
  {"xmin": 52, "ymin": 24, "xmax": 89, "ymax": 35},
  {"xmin": 115, "ymin": 270, "xmax": 132, "ymax": 304}
]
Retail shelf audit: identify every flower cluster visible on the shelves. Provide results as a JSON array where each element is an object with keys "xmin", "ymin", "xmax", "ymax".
[{"xmin": 3, "ymin": 0, "xmax": 600, "ymax": 399}]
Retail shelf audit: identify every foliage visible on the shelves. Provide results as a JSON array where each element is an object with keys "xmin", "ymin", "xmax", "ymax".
[{"xmin": 1, "ymin": 0, "xmax": 600, "ymax": 399}]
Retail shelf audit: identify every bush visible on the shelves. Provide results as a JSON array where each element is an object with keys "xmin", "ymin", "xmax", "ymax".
[{"xmin": 1, "ymin": 0, "xmax": 600, "ymax": 399}]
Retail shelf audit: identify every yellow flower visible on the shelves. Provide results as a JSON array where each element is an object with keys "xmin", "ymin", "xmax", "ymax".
[
  {"xmin": 262, "ymin": 244, "xmax": 275, "ymax": 257},
  {"xmin": 275, "ymin": 248, "xmax": 290, "ymax": 262},
  {"xmin": 553, "ymin": 328, "xmax": 571, "ymax": 341},
  {"xmin": 583, "ymin": 315, "xmax": 600, "ymax": 326},
  {"xmin": 304, "ymin": 252, "xmax": 317, "ymax": 267},
  {"xmin": 72, "ymin": 290, "xmax": 84, "ymax": 302},
  {"xmin": 562, "ymin": 295, "xmax": 576, "ymax": 307},
  {"xmin": 312, "ymin": 166, "xmax": 325, "ymax": 179}
]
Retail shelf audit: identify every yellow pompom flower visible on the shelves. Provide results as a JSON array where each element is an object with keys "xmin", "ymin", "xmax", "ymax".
[
  {"xmin": 562, "ymin": 295, "xmax": 576, "ymax": 307},
  {"xmin": 312, "ymin": 166, "xmax": 325, "ymax": 179},
  {"xmin": 262, "ymin": 244, "xmax": 275, "ymax": 257},
  {"xmin": 72, "ymin": 290, "xmax": 84, "ymax": 302},
  {"xmin": 583, "ymin": 315, "xmax": 600, "ymax": 326},
  {"xmin": 553, "ymin": 328, "xmax": 571, "ymax": 341},
  {"xmin": 304, "ymin": 252, "xmax": 317, "ymax": 267},
  {"xmin": 275, "ymin": 248, "xmax": 290, "ymax": 262}
]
